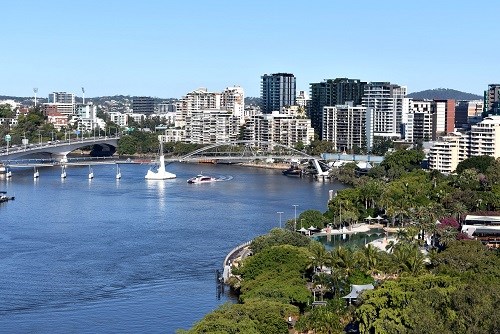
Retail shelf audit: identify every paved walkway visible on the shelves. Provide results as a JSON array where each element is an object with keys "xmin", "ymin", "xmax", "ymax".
[{"xmin": 310, "ymin": 223, "xmax": 385, "ymax": 237}]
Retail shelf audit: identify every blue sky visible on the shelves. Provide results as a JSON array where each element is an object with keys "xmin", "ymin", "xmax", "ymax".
[{"xmin": 1, "ymin": 0, "xmax": 498, "ymax": 99}]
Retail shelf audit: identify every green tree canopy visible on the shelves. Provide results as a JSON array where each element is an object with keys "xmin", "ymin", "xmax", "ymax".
[
  {"xmin": 455, "ymin": 155, "xmax": 496, "ymax": 174},
  {"xmin": 250, "ymin": 228, "xmax": 311, "ymax": 254},
  {"xmin": 380, "ymin": 149, "xmax": 425, "ymax": 174},
  {"xmin": 180, "ymin": 300, "xmax": 297, "ymax": 334}
]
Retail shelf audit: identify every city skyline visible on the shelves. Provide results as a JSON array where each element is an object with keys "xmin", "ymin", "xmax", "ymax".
[{"xmin": 1, "ymin": 1, "xmax": 498, "ymax": 99}]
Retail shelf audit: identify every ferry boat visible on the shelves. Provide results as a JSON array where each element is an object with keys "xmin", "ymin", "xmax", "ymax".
[{"xmin": 187, "ymin": 174, "xmax": 217, "ymax": 184}]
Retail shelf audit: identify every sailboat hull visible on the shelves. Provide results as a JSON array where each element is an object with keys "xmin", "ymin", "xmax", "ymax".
[
  {"xmin": 144, "ymin": 147, "xmax": 176, "ymax": 180},
  {"xmin": 145, "ymin": 170, "xmax": 176, "ymax": 180}
]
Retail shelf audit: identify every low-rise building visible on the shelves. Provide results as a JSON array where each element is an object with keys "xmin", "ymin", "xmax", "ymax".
[{"xmin": 46, "ymin": 111, "xmax": 68, "ymax": 130}]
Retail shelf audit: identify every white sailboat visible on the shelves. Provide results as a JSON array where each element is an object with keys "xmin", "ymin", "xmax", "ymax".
[
  {"xmin": 33, "ymin": 167, "xmax": 39, "ymax": 179},
  {"xmin": 145, "ymin": 141, "xmax": 176, "ymax": 180},
  {"xmin": 88, "ymin": 165, "xmax": 94, "ymax": 179},
  {"xmin": 61, "ymin": 165, "xmax": 67, "ymax": 179},
  {"xmin": 115, "ymin": 164, "xmax": 122, "ymax": 179}
]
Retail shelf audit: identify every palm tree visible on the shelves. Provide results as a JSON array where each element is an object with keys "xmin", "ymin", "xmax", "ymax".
[
  {"xmin": 360, "ymin": 244, "xmax": 380, "ymax": 275},
  {"xmin": 452, "ymin": 202, "xmax": 467, "ymax": 224},
  {"xmin": 392, "ymin": 243, "xmax": 426, "ymax": 276},
  {"xmin": 438, "ymin": 226, "xmax": 458, "ymax": 248},
  {"xmin": 309, "ymin": 241, "xmax": 328, "ymax": 273},
  {"xmin": 331, "ymin": 246, "xmax": 358, "ymax": 278}
]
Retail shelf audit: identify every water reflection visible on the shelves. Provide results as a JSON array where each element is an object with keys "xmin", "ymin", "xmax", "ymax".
[{"xmin": 314, "ymin": 228, "xmax": 388, "ymax": 250}]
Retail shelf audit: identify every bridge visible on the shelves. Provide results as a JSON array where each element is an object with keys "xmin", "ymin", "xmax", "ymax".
[
  {"xmin": 174, "ymin": 140, "xmax": 331, "ymax": 177},
  {"xmin": 0, "ymin": 138, "xmax": 335, "ymax": 177},
  {"xmin": 0, "ymin": 135, "xmax": 119, "ymax": 163},
  {"xmin": 176, "ymin": 140, "xmax": 317, "ymax": 163}
]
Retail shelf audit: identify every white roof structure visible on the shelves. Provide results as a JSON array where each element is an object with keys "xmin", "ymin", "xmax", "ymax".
[
  {"xmin": 464, "ymin": 215, "xmax": 500, "ymax": 225},
  {"xmin": 343, "ymin": 284, "xmax": 374, "ymax": 301}
]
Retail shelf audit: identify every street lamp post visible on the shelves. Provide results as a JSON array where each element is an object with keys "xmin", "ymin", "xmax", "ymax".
[
  {"xmin": 277, "ymin": 211, "xmax": 284, "ymax": 228},
  {"xmin": 292, "ymin": 204, "xmax": 298, "ymax": 231}
]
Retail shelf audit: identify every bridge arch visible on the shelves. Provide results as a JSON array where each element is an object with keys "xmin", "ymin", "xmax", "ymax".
[
  {"xmin": 178, "ymin": 140, "xmax": 316, "ymax": 162},
  {"xmin": 0, "ymin": 137, "xmax": 119, "ymax": 162}
]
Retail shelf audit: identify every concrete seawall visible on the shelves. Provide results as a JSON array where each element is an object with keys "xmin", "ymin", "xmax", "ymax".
[{"xmin": 222, "ymin": 241, "xmax": 251, "ymax": 283}]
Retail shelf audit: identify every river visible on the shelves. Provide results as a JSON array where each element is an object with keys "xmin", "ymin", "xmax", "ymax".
[{"xmin": 0, "ymin": 162, "xmax": 345, "ymax": 333}]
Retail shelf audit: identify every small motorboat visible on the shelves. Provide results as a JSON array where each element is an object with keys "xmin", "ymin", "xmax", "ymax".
[
  {"xmin": 282, "ymin": 163, "xmax": 302, "ymax": 177},
  {"xmin": 0, "ymin": 191, "xmax": 15, "ymax": 203},
  {"xmin": 187, "ymin": 174, "xmax": 217, "ymax": 184}
]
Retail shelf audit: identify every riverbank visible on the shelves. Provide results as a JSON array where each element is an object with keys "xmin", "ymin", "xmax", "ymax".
[{"xmin": 239, "ymin": 162, "xmax": 291, "ymax": 170}]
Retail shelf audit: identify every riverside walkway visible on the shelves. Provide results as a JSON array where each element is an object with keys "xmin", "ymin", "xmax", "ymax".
[{"xmin": 222, "ymin": 241, "xmax": 252, "ymax": 283}]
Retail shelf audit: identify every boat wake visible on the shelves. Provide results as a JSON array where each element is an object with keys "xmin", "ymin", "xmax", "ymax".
[{"xmin": 215, "ymin": 175, "xmax": 233, "ymax": 182}]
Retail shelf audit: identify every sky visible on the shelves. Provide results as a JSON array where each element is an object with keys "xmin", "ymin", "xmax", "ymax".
[{"xmin": 1, "ymin": 0, "xmax": 498, "ymax": 99}]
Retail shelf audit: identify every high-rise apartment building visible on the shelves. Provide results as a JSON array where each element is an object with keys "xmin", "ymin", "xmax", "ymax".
[
  {"xmin": 44, "ymin": 91, "xmax": 76, "ymax": 117},
  {"xmin": 309, "ymin": 78, "xmax": 366, "ymax": 138},
  {"xmin": 261, "ymin": 73, "xmax": 296, "ymax": 113},
  {"xmin": 361, "ymin": 82, "xmax": 407, "ymax": 138},
  {"xmin": 189, "ymin": 110, "xmax": 240, "ymax": 144},
  {"xmin": 295, "ymin": 90, "xmax": 309, "ymax": 108},
  {"xmin": 48, "ymin": 92, "xmax": 75, "ymax": 104},
  {"xmin": 220, "ymin": 86, "xmax": 245, "ymax": 124},
  {"xmin": 173, "ymin": 87, "xmax": 243, "ymax": 144},
  {"xmin": 406, "ymin": 100, "xmax": 433, "ymax": 143},
  {"xmin": 428, "ymin": 133, "xmax": 462, "ymax": 174},
  {"xmin": 322, "ymin": 102, "xmax": 374, "ymax": 153},
  {"xmin": 132, "ymin": 96, "xmax": 155, "ymax": 114},
  {"xmin": 175, "ymin": 88, "xmax": 217, "ymax": 127},
  {"xmin": 455, "ymin": 100, "xmax": 483, "ymax": 129},
  {"xmin": 243, "ymin": 112, "xmax": 315, "ymax": 151},
  {"xmin": 432, "ymin": 99, "xmax": 455, "ymax": 135},
  {"xmin": 406, "ymin": 99, "xmax": 455, "ymax": 142},
  {"xmin": 486, "ymin": 84, "xmax": 500, "ymax": 115}
]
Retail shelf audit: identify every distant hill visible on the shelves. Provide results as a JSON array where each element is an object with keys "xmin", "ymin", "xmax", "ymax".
[{"xmin": 407, "ymin": 88, "xmax": 482, "ymax": 101}]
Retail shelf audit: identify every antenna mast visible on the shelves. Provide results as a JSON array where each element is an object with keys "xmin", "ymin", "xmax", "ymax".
[{"xmin": 82, "ymin": 87, "xmax": 85, "ymax": 104}]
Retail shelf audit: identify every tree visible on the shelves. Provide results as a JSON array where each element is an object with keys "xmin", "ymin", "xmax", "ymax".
[
  {"xmin": 391, "ymin": 243, "xmax": 426, "ymax": 276},
  {"xmin": 182, "ymin": 300, "xmax": 297, "ymax": 334},
  {"xmin": 0, "ymin": 104, "xmax": 14, "ymax": 118},
  {"xmin": 308, "ymin": 241, "xmax": 328, "ymax": 273},
  {"xmin": 295, "ymin": 306, "xmax": 345, "ymax": 334},
  {"xmin": 294, "ymin": 140, "xmax": 305, "ymax": 152},
  {"xmin": 250, "ymin": 228, "xmax": 310, "ymax": 254},
  {"xmin": 117, "ymin": 134, "xmax": 139, "ymax": 155},
  {"xmin": 356, "ymin": 275, "xmax": 457, "ymax": 334},
  {"xmin": 370, "ymin": 137, "xmax": 393, "ymax": 155},
  {"xmin": 455, "ymin": 155, "xmax": 495, "ymax": 174},
  {"xmin": 380, "ymin": 149, "xmax": 425, "ymax": 173},
  {"xmin": 307, "ymin": 140, "xmax": 335, "ymax": 156}
]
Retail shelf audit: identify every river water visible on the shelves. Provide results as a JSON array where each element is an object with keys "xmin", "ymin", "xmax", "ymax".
[{"xmin": 0, "ymin": 162, "xmax": 345, "ymax": 333}]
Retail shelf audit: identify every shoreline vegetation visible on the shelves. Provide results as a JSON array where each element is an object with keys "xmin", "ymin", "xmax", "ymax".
[{"xmin": 177, "ymin": 150, "xmax": 500, "ymax": 334}]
